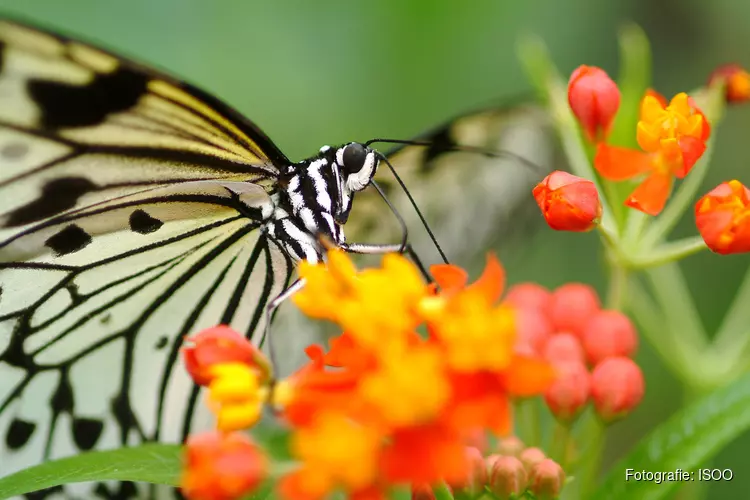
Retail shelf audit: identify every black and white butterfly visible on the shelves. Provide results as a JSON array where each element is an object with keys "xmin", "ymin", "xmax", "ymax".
[{"xmin": 0, "ymin": 17, "xmax": 561, "ymax": 499}]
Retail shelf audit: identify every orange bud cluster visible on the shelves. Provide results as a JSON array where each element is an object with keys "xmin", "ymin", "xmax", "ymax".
[
  {"xmin": 506, "ymin": 282, "xmax": 643, "ymax": 423},
  {"xmin": 533, "ymin": 171, "xmax": 602, "ymax": 232}
]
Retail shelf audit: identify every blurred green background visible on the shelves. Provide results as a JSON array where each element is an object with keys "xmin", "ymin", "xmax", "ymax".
[{"xmin": 3, "ymin": 0, "xmax": 749, "ymax": 498}]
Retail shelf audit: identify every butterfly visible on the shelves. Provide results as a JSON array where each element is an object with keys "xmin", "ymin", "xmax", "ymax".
[{"xmin": 0, "ymin": 16, "xmax": 561, "ymax": 499}]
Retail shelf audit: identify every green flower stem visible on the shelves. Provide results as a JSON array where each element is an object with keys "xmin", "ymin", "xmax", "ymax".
[
  {"xmin": 643, "ymin": 264, "xmax": 708, "ymax": 379},
  {"xmin": 517, "ymin": 36, "xmax": 618, "ymax": 240},
  {"xmin": 715, "ymin": 264, "xmax": 750, "ymax": 361},
  {"xmin": 549, "ymin": 421, "xmax": 572, "ymax": 468},
  {"xmin": 572, "ymin": 412, "xmax": 605, "ymax": 499},
  {"xmin": 626, "ymin": 236, "xmax": 708, "ymax": 269},
  {"xmin": 622, "ymin": 210, "xmax": 650, "ymax": 252},
  {"xmin": 432, "ymin": 482, "xmax": 454, "ymax": 500},
  {"xmin": 516, "ymin": 398, "xmax": 543, "ymax": 448},
  {"xmin": 605, "ymin": 261, "xmax": 628, "ymax": 310}
]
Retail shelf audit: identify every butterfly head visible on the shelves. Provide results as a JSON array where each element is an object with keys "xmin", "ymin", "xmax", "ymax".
[{"xmin": 335, "ymin": 142, "xmax": 379, "ymax": 193}]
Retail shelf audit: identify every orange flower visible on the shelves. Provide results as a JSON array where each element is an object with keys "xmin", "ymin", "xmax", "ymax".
[
  {"xmin": 709, "ymin": 64, "xmax": 750, "ymax": 103},
  {"xmin": 206, "ymin": 363, "xmax": 268, "ymax": 432},
  {"xmin": 181, "ymin": 431, "xmax": 267, "ymax": 500},
  {"xmin": 281, "ymin": 412, "xmax": 382, "ymax": 500},
  {"xmin": 695, "ymin": 180, "xmax": 750, "ymax": 254},
  {"xmin": 595, "ymin": 91, "xmax": 711, "ymax": 215},
  {"xmin": 294, "ymin": 250, "xmax": 428, "ymax": 350},
  {"xmin": 567, "ymin": 65, "xmax": 621, "ymax": 142},
  {"xmin": 532, "ymin": 171, "xmax": 602, "ymax": 232}
]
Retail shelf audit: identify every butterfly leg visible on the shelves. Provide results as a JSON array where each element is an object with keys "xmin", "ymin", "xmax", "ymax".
[
  {"xmin": 339, "ymin": 242, "xmax": 431, "ymax": 282},
  {"xmin": 263, "ymin": 277, "xmax": 306, "ymax": 373}
]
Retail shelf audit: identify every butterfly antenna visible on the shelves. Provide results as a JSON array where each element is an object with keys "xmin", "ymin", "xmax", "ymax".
[
  {"xmin": 374, "ymin": 153, "xmax": 450, "ymax": 264},
  {"xmin": 370, "ymin": 179, "xmax": 408, "ymax": 254},
  {"xmin": 366, "ymin": 138, "xmax": 547, "ymax": 177}
]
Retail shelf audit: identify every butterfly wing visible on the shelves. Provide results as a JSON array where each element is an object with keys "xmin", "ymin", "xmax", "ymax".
[
  {"xmin": 348, "ymin": 102, "xmax": 563, "ymax": 265},
  {"xmin": 0, "ymin": 19, "xmax": 294, "ymax": 494}
]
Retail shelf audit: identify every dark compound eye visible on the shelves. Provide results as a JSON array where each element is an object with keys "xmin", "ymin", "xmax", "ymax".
[{"xmin": 342, "ymin": 143, "xmax": 368, "ymax": 174}]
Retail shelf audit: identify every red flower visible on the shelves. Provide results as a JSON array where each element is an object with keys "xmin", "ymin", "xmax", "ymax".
[
  {"xmin": 533, "ymin": 171, "xmax": 602, "ymax": 232},
  {"xmin": 709, "ymin": 64, "xmax": 750, "ymax": 103},
  {"xmin": 568, "ymin": 65, "xmax": 621, "ymax": 142},
  {"xmin": 582, "ymin": 310, "xmax": 638, "ymax": 365},
  {"xmin": 181, "ymin": 432, "xmax": 267, "ymax": 500},
  {"xmin": 182, "ymin": 325, "xmax": 267, "ymax": 386},
  {"xmin": 544, "ymin": 362, "xmax": 590, "ymax": 422},
  {"xmin": 695, "ymin": 180, "xmax": 750, "ymax": 255},
  {"xmin": 595, "ymin": 91, "xmax": 710, "ymax": 215}
]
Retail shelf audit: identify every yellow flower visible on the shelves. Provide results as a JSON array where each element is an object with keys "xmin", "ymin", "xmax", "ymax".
[
  {"xmin": 636, "ymin": 92, "xmax": 706, "ymax": 152},
  {"xmin": 360, "ymin": 343, "xmax": 450, "ymax": 426},
  {"xmin": 207, "ymin": 363, "xmax": 267, "ymax": 432},
  {"xmin": 289, "ymin": 412, "xmax": 380, "ymax": 496}
]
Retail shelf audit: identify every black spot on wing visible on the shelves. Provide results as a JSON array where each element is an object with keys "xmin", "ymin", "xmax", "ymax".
[
  {"xmin": 72, "ymin": 417, "xmax": 104, "ymax": 451},
  {"xmin": 1, "ymin": 141, "xmax": 29, "ymax": 159},
  {"xmin": 129, "ymin": 209, "xmax": 163, "ymax": 234},
  {"xmin": 51, "ymin": 373, "xmax": 74, "ymax": 414},
  {"xmin": 28, "ymin": 67, "xmax": 148, "ymax": 129},
  {"xmin": 155, "ymin": 335, "xmax": 168, "ymax": 350},
  {"xmin": 23, "ymin": 485, "xmax": 64, "ymax": 500},
  {"xmin": 421, "ymin": 125, "xmax": 456, "ymax": 172},
  {"xmin": 94, "ymin": 480, "xmax": 139, "ymax": 499},
  {"xmin": 0, "ymin": 39, "xmax": 5, "ymax": 74},
  {"xmin": 45, "ymin": 224, "xmax": 92, "ymax": 256},
  {"xmin": 5, "ymin": 177, "xmax": 97, "ymax": 227},
  {"xmin": 6, "ymin": 418, "xmax": 36, "ymax": 449}
]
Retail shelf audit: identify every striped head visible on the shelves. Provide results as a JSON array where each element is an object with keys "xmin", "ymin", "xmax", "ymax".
[{"xmin": 277, "ymin": 142, "xmax": 379, "ymax": 240}]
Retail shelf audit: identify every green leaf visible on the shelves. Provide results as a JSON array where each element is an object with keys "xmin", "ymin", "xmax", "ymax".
[
  {"xmin": 590, "ymin": 371, "xmax": 750, "ymax": 500},
  {"xmin": 0, "ymin": 444, "xmax": 182, "ymax": 500}
]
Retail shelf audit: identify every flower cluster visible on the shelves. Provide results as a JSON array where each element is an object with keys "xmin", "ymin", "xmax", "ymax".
[
  {"xmin": 507, "ymin": 282, "xmax": 644, "ymax": 423},
  {"xmin": 179, "ymin": 251, "xmax": 557, "ymax": 500}
]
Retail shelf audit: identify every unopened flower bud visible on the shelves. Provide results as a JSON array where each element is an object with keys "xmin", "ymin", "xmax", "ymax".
[
  {"xmin": 496, "ymin": 435, "xmax": 526, "ymax": 458},
  {"xmin": 591, "ymin": 357, "xmax": 645, "ymax": 422},
  {"xmin": 515, "ymin": 307, "xmax": 554, "ymax": 354},
  {"xmin": 544, "ymin": 362, "xmax": 591, "ymax": 422},
  {"xmin": 568, "ymin": 65, "xmax": 621, "ymax": 142},
  {"xmin": 708, "ymin": 64, "xmax": 750, "ymax": 103},
  {"xmin": 543, "ymin": 333, "xmax": 586, "ymax": 365},
  {"xmin": 454, "ymin": 446, "xmax": 487, "ymax": 497},
  {"xmin": 533, "ymin": 171, "xmax": 602, "ymax": 233},
  {"xmin": 411, "ymin": 483, "xmax": 436, "ymax": 500},
  {"xmin": 181, "ymin": 431, "xmax": 267, "ymax": 500},
  {"xmin": 488, "ymin": 455, "xmax": 528, "ymax": 500},
  {"xmin": 549, "ymin": 283, "xmax": 601, "ymax": 338},
  {"xmin": 505, "ymin": 283, "xmax": 552, "ymax": 312},
  {"xmin": 519, "ymin": 447, "xmax": 547, "ymax": 475},
  {"xmin": 528, "ymin": 458, "xmax": 566, "ymax": 500},
  {"xmin": 582, "ymin": 310, "xmax": 638, "ymax": 364}
]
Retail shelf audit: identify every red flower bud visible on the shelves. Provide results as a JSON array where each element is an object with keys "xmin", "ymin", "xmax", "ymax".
[
  {"xmin": 533, "ymin": 171, "xmax": 602, "ymax": 232},
  {"xmin": 709, "ymin": 64, "xmax": 750, "ymax": 103},
  {"xmin": 549, "ymin": 283, "xmax": 601, "ymax": 338},
  {"xmin": 488, "ymin": 456, "xmax": 528, "ymax": 500},
  {"xmin": 528, "ymin": 459, "xmax": 566, "ymax": 500},
  {"xmin": 591, "ymin": 357, "xmax": 645, "ymax": 423},
  {"xmin": 568, "ymin": 65, "xmax": 621, "ymax": 142},
  {"xmin": 544, "ymin": 362, "xmax": 591, "ymax": 422},
  {"xmin": 543, "ymin": 333, "xmax": 586, "ymax": 365},
  {"xmin": 495, "ymin": 436, "xmax": 526, "ymax": 458},
  {"xmin": 182, "ymin": 325, "xmax": 266, "ymax": 386},
  {"xmin": 695, "ymin": 180, "xmax": 750, "ymax": 255},
  {"xmin": 515, "ymin": 307, "xmax": 554, "ymax": 354},
  {"xmin": 582, "ymin": 310, "xmax": 638, "ymax": 365},
  {"xmin": 505, "ymin": 283, "xmax": 552, "ymax": 312},
  {"xmin": 181, "ymin": 431, "xmax": 267, "ymax": 500},
  {"xmin": 519, "ymin": 447, "xmax": 547, "ymax": 475}
]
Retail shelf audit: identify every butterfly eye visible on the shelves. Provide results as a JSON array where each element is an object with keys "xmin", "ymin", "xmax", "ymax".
[{"xmin": 342, "ymin": 143, "xmax": 368, "ymax": 174}]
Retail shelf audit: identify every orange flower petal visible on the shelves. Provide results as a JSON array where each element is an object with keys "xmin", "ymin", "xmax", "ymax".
[
  {"xmin": 594, "ymin": 144, "xmax": 653, "ymax": 181},
  {"xmin": 501, "ymin": 355, "xmax": 557, "ymax": 396},
  {"xmin": 466, "ymin": 254, "xmax": 505, "ymax": 303},
  {"xmin": 431, "ymin": 264, "xmax": 469, "ymax": 293},
  {"xmin": 625, "ymin": 172, "xmax": 673, "ymax": 216},
  {"xmin": 676, "ymin": 135, "xmax": 707, "ymax": 178}
]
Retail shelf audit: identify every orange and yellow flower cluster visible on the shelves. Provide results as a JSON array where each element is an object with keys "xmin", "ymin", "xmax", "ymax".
[{"xmin": 179, "ymin": 251, "xmax": 557, "ymax": 500}]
